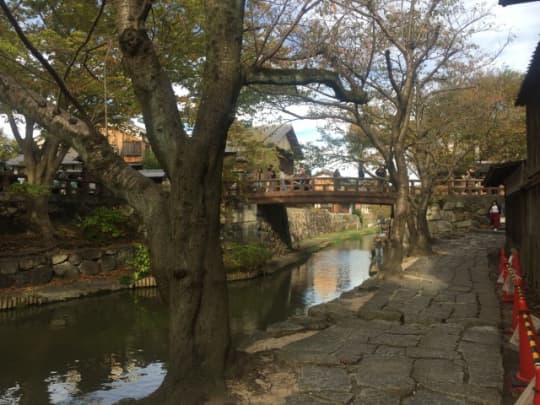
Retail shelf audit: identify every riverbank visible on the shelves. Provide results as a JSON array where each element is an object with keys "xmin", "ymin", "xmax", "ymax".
[
  {"xmin": 0, "ymin": 230, "xmax": 375, "ymax": 311},
  {"xmin": 227, "ymin": 231, "xmax": 506, "ymax": 404}
]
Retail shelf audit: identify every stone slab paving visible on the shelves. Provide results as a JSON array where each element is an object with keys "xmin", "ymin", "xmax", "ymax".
[{"xmin": 236, "ymin": 232, "xmax": 506, "ymax": 404}]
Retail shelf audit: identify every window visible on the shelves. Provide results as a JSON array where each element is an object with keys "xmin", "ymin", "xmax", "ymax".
[{"xmin": 122, "ymin": 141, "xmax": 142, "ymax": 157}]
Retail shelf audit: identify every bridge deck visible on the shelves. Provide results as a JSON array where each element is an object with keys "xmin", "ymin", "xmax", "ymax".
[
  {"xmin": 226, "ymin": 176, "xmax": 502, "ymax": 206},
  {"xmin": 232, "ymin": 177, "xmax": 397, "ymax": 205},
  {"xmin": 249, "ymin": 190, "xmax": 396, "ymax": 205}
]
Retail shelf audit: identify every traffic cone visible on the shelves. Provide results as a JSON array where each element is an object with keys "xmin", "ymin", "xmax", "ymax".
[
  {"xmin": 502, "ymin": 267, "xmax": 515, "ymax": 303},
  {"xmin": 498, "ymin": 256, "xmax": 508, "ymax": 284},
  {"xmin": 514, "ymin": 298, "xmax": 540, "ymax": 386},
  {"xmin": 513, "ymin": 279, "xmax": 524, "ymax": 331},
  {"xmin": 499, "ymin": 247, "xmax": 506, "ymax": 267},
  {"xmin": 534, "ymin": 366, "xmax": 540, "ymax": 405}
]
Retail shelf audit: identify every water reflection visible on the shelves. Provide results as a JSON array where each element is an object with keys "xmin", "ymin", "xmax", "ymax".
[
  {"xmin": 0, "ymin": 238, "xmax": 371, "ymax": 404},
  {"xmin": 228, "ymin": 239, "xmax": 371, "ymax": 337},
  {"xmin": 0, "ymin": 292, "xmax": 168, "ymax": 404}
]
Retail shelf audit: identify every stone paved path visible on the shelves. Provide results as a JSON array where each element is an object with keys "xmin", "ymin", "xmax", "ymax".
[{"xmin": 229, "ymin": 232, "xmax": 506, "ymax": 404}]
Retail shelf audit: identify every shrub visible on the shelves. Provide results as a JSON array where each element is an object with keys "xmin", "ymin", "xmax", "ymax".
[
  {"xmin": 127, "ymin": 244, "xmax": 151, "ymax": 280},
  {"xmin": 223, "ymin": 242, "xmax": 272, "ymax": 273},
  {"xmin": 352, "ymin": 208, "xmax": 363, "ymax": 225},
  {"xmin": 79, "ymin": 207, "xmax": 128, "ymax": 242},
  {"xmin": 6, "ymin": 183, "xmax": 49, "ymax": 196}
]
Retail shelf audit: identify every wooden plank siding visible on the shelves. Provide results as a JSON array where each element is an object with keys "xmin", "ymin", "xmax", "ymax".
[{"xmin": 512, "ymin": 39, "xmax": 540, "ymax": 290}]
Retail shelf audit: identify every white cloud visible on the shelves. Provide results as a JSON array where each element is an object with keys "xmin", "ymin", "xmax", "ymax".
[
  {"xmin": 475, "ymin": 0, "xmax": 540, "ymax": 72},
  {"xmin": 288, "ymin": 1, "xmax": 540, "ymax": 148}
]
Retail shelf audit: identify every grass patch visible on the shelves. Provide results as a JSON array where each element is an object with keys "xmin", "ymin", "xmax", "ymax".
[
  {"xmin": 314, "ymin": 228, "xmax": 377, "ymax": 245},
  {"xmin": 223, "ymin": 242, "xmax": 272, "ymax": 274}
]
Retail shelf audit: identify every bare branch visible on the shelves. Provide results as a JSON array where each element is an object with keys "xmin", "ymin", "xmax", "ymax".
[
  {"xmin": 63, "ymin": 0, "xmax": 107, "ymax": 81},
  {"xmin": 257, "ymin": 0, "xmax": 323, "ymax": 66},
  {"xmin": 384, "ymin": 50, "xmax": 402, "ymax": 102}
]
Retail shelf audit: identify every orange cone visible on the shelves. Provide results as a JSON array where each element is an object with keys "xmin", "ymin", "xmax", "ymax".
[
  {"xmin": 534, "ymin": 366, "xmax": 540, "ymax": 405},
  {"xmin": 498, "ymin": 256, "xmax": 508, "ymax": 284},
  {"xmin": 502, "ymin": 267, "xmax": 515, "ymax": 303},
  {"xmin": 513, "ymin": 279, "xmax": 524, "ymax": 331},
  {"xmin": 514, "ymin": 298, "xmax": 540, "ymax": 386}
]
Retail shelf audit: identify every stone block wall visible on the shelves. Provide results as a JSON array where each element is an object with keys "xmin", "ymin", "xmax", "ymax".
[
  {"xmin": 222, "ymin": 204, "xmax": 360, "ymax": 252},
  {"xmin": 0, "ymin": 245, "xmax": 136, "ymax": 288},
  {"xmin": 287, "ymin": 208, "xmax": 360, "ymax": 245},
  {"xmin": 427, "ymin": 195, "xmax": 503, "ymax": 237}
]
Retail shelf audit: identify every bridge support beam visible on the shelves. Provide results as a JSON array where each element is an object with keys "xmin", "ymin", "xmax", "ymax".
[{"xmin": 258, "ymin": 204, "xmax": 292, "ymax": 249}]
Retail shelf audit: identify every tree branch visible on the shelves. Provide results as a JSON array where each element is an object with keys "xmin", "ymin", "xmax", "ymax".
[
  {"xmin": 257, "ymin": 0, "xmax": 323, "ymax": 67},
  {"xmin": 0, "ymin": 71, "xmax": 160, "ymax": 213},
  {"xmin": 0, "ymin": 0, "xmax": 91, "ymax": 123},
  {"xmin": 63, "ymin": 0, "xmax": 107, "ymax": 81},
  {"xmin": 244, "ymin": 67, "xmax": 368, "ymax": 104}
]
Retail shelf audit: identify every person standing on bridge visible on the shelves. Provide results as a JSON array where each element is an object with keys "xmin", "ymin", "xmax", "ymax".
[
  {"xmin": 265, "ymin": 165, "xmax": 275, "ymax": 191},
  {"xmin": 279, "ymin": 170, "xmax": 288, "ymax": 191},
  {"xmin": 333, "ymin": 168, "xmax": 341, "ymax": 191},
  {"xmin": 375, "ymin": 166, "xmax": 386, "ymax": 191},
  {"xmin": 255, "ymin": 168, "xmax": 263, "ymax": 191},
  {"xmin": 358, "ymin": 164, "xmax": 365, "ymax": 179}
]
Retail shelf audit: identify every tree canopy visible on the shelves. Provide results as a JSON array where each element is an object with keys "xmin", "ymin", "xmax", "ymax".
[
  {"xmin": 0, "ymin": 1, "xmax": 370, "ymax": 403},
  {"xmin": 0, "ymin": 128, "xmax": 19, "ymax": 161}
]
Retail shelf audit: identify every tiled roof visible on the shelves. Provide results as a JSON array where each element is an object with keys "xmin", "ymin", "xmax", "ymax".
[
  {"xmin": 516, "ymin": 40, "xmax": 540, "ymax": 106},
  {"xmin": 499, "ymin": 0, "xmax": 540, "ymax": 5},
  {"xmin": 225, "ymin": 124, "xmax": 304, "ymax": 159},
  {"xmin": 6, "ymin": 148, "xmax": 82, "ymax": 167}
]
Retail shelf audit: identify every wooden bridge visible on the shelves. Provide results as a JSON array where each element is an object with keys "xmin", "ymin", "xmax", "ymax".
[
  {"xmin": 227, "ymin": 177, "xmax": 503, "ymax": 206},
  {"xmin": 231, "ymin": 177, "xmax": 397, "ymax": 205}
]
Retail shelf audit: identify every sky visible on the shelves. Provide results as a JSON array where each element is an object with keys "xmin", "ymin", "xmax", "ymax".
[
  {"xmin": 279, "ymin": 0, "xmax": 540, "ymax": 148},
  {"xmin": 476, "ymin": 0, "xmax": 540, "ymax": 72},
  {"xmin": 2, "ymin": 0, "xmax": 539, "ymax": 171}
]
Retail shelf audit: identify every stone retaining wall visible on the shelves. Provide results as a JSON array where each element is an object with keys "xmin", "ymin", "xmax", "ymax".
[
  {"xmin": 427, "ymin": 195, "xmax": 504, "ymax": 237},
  {"xmin": 0, "ymin": 245, "xmax": 136, "ymax": 288},
  {"xmin": 222, "ymin": 205, "xmax": 360, "ymax": 252},
  {"xmin": 287, "ymin": 208, "xmax": 360, "ymax": 245}
]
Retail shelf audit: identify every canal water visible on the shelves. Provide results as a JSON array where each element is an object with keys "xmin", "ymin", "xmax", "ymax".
[{"xmin": 0, "ymin": 238, "xmax": 372, "ymax": 404}]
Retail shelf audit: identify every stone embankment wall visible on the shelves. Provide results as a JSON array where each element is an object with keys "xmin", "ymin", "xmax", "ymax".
[
  {"xmin": 287, "ymin": 208, "xmax": 360, "ymax": 245},
  {"xmin": 427, "ymin": 195, "xmax": 503, "ymax": 237},
  {"xmin": 222, "ymin": 204, "xmax": 361, "ymax": 251},
  {"xmin": 0, "ymin": 245, "xmax": 135, "ymax": 289}
]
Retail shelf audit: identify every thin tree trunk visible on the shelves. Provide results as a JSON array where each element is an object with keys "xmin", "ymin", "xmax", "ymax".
[
  {"xmin": 381, "ymin": 171, "xmax": 408, "ymax": 274},
  {"xmin": 414, "ymin": 199, "xmax": 433, "ymax": 254},
  {"xmin": 408, "ymin": 189, "xmax": 433, "ymax": 256}
]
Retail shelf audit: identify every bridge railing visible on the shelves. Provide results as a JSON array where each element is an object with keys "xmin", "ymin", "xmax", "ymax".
[
  {"xmin": 226, "ymin": 176, "xmax": 504, "ymax": 198},
  {"xmin": 409, "ymin": 179, "xmax": 503, "ymax": 196},
  {"xmin": 231, "ymin": 177, "xmax": 391, "ymax": 195}
]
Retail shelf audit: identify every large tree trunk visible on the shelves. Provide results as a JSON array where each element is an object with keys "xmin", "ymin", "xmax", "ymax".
[
  {"xmin": 113, "ymin": 2, "xmax": 243, "ymax": 402},
  {"xmin": 26, "ymin": 193, "xmax": 54, "ymax": 241},
  {"xmin": 139, "ymin": 193, "xmax": 231, "ymax": 404}
]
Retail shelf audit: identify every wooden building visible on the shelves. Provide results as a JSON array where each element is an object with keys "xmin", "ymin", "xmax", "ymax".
[
  {"xmin": 513, "ymin": 40, "xmax": 540, "ymax": 290},
  {"xmin": 103, "ymin": 126, "xmax": 147, "ymax": 167},
  {"xmin": 255, "ymin": 124, "xmax": 303, "ymax": 175},
  {"xmin": 486, "ymin": 38, "xmax": 540, "ymax": 290}
]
